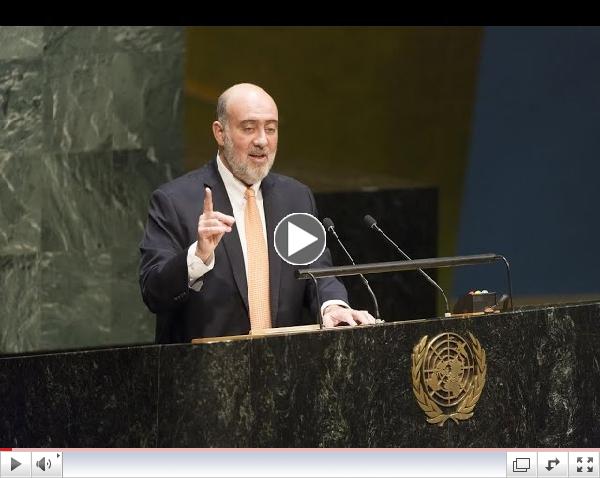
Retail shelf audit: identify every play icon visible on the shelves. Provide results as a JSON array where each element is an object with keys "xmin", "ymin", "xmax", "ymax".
[
  {"xmin": 287, "ymin": 222, "xmax": 318, "ymax": 256},
  {"xmin": 0, "ymin": 452, "xmax": 31, "ymax": 476},
  {"xmin": 274, "ymin": 213, "xmax": 326, "ymax": 265}
]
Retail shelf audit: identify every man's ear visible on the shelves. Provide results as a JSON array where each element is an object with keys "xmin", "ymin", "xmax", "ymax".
[{"xmin": 212, "ymin": 121, "xmax": 225, "ymax": 146}]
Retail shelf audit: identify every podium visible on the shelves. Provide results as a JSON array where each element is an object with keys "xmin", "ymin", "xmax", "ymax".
[{"xmin": 2, "ymin": 301, "xmax": 600, "ymax": 447}]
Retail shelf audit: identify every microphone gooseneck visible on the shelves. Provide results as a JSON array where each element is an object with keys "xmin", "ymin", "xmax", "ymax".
[
  {"xmin": 364, "ymin": 215, "xmax": 450, "ymax": 316},
  {"xmin": 322, "ymin": 217, "xmax": 381, "ymax": 321}
]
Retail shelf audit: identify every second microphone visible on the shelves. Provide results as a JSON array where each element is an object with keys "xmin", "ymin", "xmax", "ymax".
[{"xmin": 322, "ymin": 217, "xmax": 381, "ymax": 321}]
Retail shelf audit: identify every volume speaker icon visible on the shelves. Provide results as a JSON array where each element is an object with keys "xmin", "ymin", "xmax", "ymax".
[{"xmin": 36, "ymin": 457, "xmax": 52, "ymax": 471}]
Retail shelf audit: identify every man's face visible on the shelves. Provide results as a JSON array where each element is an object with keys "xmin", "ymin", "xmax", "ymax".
[{"xmin": 216, "ymin": 91, "xmax": 278, "ymax": 185}]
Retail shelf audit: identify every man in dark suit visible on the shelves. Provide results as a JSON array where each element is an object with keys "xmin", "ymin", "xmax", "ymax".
[{"xmin": 139, "ymin": 83, "xmax": 375, "ymax": 343}]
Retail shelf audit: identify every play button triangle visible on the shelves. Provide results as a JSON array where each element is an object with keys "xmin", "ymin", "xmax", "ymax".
[{"xmin": 287, "ymin": 221, "xmax": 318, "ymax": 256}]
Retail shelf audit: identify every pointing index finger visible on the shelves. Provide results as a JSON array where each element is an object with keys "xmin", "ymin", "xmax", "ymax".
[{"xmin": 203, "ymin": 187, "xmax": 213, "ymax": 214}]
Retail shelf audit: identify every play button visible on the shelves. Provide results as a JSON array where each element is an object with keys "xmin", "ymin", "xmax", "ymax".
[
  {"xmin": 274, "ymin": 213, "xmax": 326, "ymax": 265},
  {"xmin": 0, "ymin": 452, "xmax": 31, "ymax": 476},
  {"xmin": 287, "ymin": 222, "xmax": 318, "ymax": 256}
]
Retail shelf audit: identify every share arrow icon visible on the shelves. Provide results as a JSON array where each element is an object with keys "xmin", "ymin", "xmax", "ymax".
[{"xmin": 546, "ymin": 458, "xmax": 560, "ymax": 471}]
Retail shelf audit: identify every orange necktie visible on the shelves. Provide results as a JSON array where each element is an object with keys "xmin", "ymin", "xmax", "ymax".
[{"xmin": 244, "ymin": 187, "xmax": 272, "ymax": 331}]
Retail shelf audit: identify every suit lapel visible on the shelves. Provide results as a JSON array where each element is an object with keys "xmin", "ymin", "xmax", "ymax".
[
  {"xmin": 204, "ymin": 161, "xmax": 249, "ymax": 312},
  {"xmin": 261, "ymin": 175, "xmax": 283, "ymax": 326}
]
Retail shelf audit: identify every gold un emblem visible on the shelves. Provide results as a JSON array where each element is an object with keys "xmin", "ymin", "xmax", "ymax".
[{"xmin": 411, "ymin": 332, "xmax": 487, "ymax": 426}]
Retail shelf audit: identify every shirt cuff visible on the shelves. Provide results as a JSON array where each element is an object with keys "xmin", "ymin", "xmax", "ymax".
[
  {"xmin": 321, "ymin": 299, "xmax": 350, "ymax": 317},
  {"xmin": 187, "ymin": 242, "xmax": 215, "ymax": 290}
]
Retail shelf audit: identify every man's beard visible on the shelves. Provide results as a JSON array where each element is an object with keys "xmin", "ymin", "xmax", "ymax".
[{"xmin": 222, "ymin": 134, "xmax": 275, "ymax": 185}]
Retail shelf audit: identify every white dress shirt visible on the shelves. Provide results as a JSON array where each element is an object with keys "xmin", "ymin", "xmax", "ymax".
[{"xmin": 187, "ymin": 154, "xmax": 348, "ymax": 317}]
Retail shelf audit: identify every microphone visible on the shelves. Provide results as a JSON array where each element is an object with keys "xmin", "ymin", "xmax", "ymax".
[
  {"xmin": 322, "ymin": 218, "xmax": 381, "ymax": 321},
  {"xmin": 363, "ymin": 214, "xmax": 451, "ymax": 317}
]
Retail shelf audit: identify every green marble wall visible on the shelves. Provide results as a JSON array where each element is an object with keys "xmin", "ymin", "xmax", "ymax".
[{"xmin": 0, "ymin": 27, "xmax": 183, "ymax": 354}]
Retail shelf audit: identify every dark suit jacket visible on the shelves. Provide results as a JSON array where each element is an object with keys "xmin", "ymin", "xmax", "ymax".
[{"xmin": 139, "ymin": 159, "xmax": 348, "ymax": 343}]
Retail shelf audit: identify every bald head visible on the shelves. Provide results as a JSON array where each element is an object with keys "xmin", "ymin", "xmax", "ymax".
[{"xmin": 216, "ymin": 83, "xmax": 278, "ymax": 126}]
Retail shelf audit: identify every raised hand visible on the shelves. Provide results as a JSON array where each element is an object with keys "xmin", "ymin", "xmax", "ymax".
[{"xmin": 195, "ymin": 187, "xmax": 235, "ymax": 263}]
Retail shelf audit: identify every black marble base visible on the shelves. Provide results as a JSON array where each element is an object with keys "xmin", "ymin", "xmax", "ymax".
[
  {"xmin": 1, "ymin": 346, "xmax": 158, "ymax": 447},
  {"xmin": 2, "ymin": 301, "xmax": 600, "ymax": 447}
]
